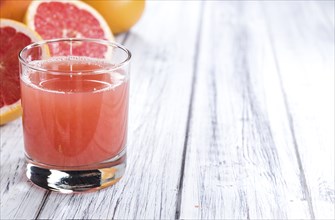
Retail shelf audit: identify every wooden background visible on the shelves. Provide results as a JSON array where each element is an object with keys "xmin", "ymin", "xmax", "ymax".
[{"xmin": 1, "ymin": 1, "xmax": 334, "ymax": 219}]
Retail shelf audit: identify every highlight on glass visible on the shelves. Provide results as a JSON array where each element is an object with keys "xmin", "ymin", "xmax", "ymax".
[{"xmin": 19, "ymin": 38, "xmax": 131, "ymax": 193}]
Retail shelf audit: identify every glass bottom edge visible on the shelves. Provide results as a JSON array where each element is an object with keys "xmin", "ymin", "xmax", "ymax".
[{"xmin": 26, "ymin": 154, "xmax": 126, "ymax": 193}]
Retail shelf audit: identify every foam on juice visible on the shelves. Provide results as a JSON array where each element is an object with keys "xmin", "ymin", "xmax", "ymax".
[{"xmin": 21, "ymin": 56, "xmax": 127, "ymax": 94}]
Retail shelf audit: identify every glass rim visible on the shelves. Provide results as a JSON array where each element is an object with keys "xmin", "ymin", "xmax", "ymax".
[{"xmin": 18, "ymin": 38, "xmax": 131, "ymax": 75}]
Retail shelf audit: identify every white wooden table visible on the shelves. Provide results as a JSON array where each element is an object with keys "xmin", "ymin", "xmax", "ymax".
[{"xmin": 1, "ymin": 1, "xmax": 334, "ymax": 219}]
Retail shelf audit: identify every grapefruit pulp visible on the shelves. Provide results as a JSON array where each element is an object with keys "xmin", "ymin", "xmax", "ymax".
[{"xmin": 24, "ymin": 0, "xmax": 114, "ymax": 57}]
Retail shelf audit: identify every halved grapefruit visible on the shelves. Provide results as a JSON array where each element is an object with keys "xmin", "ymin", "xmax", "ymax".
[
  {"xmin": 0, "ymin": 19, "xmax": 42, "ymax": 125},
  {"xmin": 24, "ymin": 0, "xmax": 114, "ymax": 57}
]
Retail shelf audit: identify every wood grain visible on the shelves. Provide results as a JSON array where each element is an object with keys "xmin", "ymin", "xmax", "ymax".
[
  {"xmin": 0, "ymin": 1, "xmax": 333, "ymax": 219},
  {"xmin": 264, "ymin": 1, "xmax": 335, "ymax": 219},
  {"xmin": 180, "ymin": 1, "xmax": 313, "ymax": 219}
]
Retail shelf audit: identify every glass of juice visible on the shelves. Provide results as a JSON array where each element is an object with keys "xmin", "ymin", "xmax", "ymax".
[{"xmin": 19, "ymin": 38, "xmax": 131, "ymax": 193}]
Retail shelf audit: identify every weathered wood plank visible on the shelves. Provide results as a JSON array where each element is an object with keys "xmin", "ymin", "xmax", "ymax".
[
  {"xmin": 1, "ymin": 1, "xmax": 333, "ymax": 219},
  {"xmin": 264, "ymin": 1, "xmax": 335, "ymax": 219},
  {"xmin": 35, "ymin": 1, "xmax": 202, "ymax": 219},
  {"xmin": 179, "ymin": 1, "xmax": 319, "ymax": 219}
]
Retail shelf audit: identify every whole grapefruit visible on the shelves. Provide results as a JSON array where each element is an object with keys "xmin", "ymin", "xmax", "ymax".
[
  {"xmin": 0, "ymin": 0, "xmax": 31, "ymax": 22},
  {"xmin": 83, "ymin": 0, "xmax": 145, "ymax": 34}
]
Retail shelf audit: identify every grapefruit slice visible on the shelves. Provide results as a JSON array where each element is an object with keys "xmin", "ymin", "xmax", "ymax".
[
  {"xmin": 0, "ymin": 19, "xmax": 42, "ymax": 125},
  {"xmin": 25, "ymin": 0, "xmax": 114, "ymax": 57}
]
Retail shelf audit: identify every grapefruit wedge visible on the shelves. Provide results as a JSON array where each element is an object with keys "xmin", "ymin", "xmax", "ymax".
[
  {"xmin": 0, "ymin": 19, "xmax": 42, "ymax": 125},
  {"xmin": 25, "ymin": 0, "xmax": 114, "ymax": 57}
]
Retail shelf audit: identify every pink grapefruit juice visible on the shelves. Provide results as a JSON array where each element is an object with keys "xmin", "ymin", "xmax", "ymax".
[{"xmin": 21, "ymin": 57, "xmax": 129, "ymax": 167}]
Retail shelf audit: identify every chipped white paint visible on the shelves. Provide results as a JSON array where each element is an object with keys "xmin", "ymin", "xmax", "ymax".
[{"xmin": 0, "ymin": 1, "xmax": 334, "ymax": 219}]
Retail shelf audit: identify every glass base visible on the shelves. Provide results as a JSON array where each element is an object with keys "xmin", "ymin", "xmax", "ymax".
[{"xmin": 26, "ymin": 153, "xmax": 126, "ymax": 193}]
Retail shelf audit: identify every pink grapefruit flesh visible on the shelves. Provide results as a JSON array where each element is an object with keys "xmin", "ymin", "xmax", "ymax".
[
  {"xmin": 25, "ymin": 0, "xmax": 114, "ymax": 57},
  {"xmin": 0, "ymin": 19, "xmax": 41, "ymax": 125},
  {"xmin": 0, "ymin": 27, "xmax": 32, "ymax": 107}
]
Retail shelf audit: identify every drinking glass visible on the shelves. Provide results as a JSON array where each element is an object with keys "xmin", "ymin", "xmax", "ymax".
[{"xmin": 19, "ymin": 38, "xmax": 131, "ymax": 193}]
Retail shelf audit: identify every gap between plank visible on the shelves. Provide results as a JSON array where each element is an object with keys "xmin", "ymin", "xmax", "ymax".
[
  {"xmin": 261, "ymin": 3, "xmax": 316, "ymax": 219},
  {"xmin": 34, "ymin": 191, "xmax": 51, "ymax": 219},
  {"xmin": 120, "ymin": 32, "xmax": 130, "ymax": 45},
  {"xmin": 174, "ymin": 2, "xmax": 205, "ymax": 220}
]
